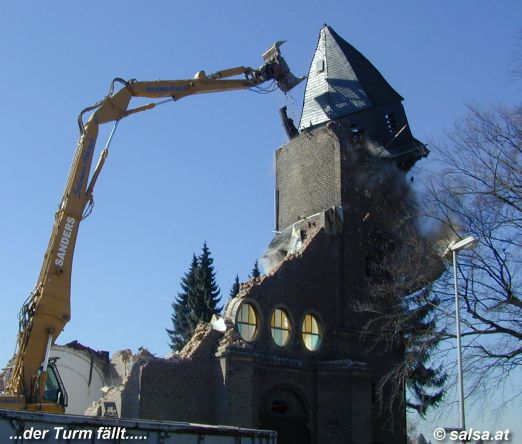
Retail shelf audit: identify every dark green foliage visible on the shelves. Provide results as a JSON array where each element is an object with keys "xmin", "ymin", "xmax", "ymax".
[
  {"xmin": 167, "ymin": 242, "xmax": 222, "ymax": 352},
  {"xmin": 401, "ymin": 291, "xmax": 447, "ymax": 416},
  {"xmin": 166, "ymin": 254, "xmax": 198, "ymax": 352},
  {"xmin": 367, "ymin": 284, "xmax": 447, "ymax": 416},
  {"xmin": 250, "ymin": 260, "xmax": 261, "ymax": 278},
  {"xmin": 229, "ymin": 274, "xmax": 240, "ymax": 298},
  {"xmin": 189, "ymin": 242, "xmax": 222, "ymax": 325},
  {"xmin": 363, "ymin": 221, "xmax": 447, "ymax": 417}
]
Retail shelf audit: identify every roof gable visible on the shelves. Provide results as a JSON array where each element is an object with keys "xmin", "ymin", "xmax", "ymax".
[{"xmin": 299, "ymin": 25, "xmax": 403, "ymax": 130}]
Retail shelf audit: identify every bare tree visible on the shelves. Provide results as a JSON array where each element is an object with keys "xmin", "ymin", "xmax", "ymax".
[{"xmin": 426, "ymin": 103, "xmax": 522, "ymax": 394}]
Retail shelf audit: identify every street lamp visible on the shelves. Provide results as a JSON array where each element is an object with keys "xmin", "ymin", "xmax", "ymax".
[{"xmin": 448, "ymin": 235, "xmax": 478, "ymax": 432}]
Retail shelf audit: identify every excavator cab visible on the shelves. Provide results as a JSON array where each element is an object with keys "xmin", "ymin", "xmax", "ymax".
[
  {"xmin": 0, "ymin": 358, "xmax": 67, "ymax": 413},
  {"xmin": 42, "ymin": 358, "xmax": 67, "ymax": 408},
  {"xmin": 23, "ymin": 358, "xmax": 68, "ymax": 413}
]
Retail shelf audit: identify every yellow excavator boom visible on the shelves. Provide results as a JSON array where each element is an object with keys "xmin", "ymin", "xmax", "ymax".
[{"xmin": 1, "ymin": 43, "xmax": 303, "ymax": 412}]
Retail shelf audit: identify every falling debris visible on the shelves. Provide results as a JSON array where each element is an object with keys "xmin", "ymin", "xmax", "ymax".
[{"xmin": 260, "ymin": 207, "xmax": 341, "ymax": 274}]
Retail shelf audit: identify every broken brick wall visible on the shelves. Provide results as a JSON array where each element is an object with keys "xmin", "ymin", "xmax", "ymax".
[
  {"xmin": 84, "ymin": 347, "xmax": 154, "ymax": 418},
  {"xmin": 120, "ymin": 357, "xmax": 143, "ymax": 418},
  {"xmin": 226, "ymin": 229, "xmax": 343, "ymax": 359},
  {"xmin": 276, "ymin": 127, "xmax": 342, "ymax": 232},
  {"xmin": 138, "ymin": 326, "xmax": 223, "ymax": 423}
]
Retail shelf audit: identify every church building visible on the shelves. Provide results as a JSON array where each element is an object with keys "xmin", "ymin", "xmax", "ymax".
[{"xmin": 96, "ymin": 25, "xmax": 429, "ymax": 444}]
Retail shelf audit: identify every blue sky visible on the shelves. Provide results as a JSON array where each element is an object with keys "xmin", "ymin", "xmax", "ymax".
[{"xmin": 1, "ymin": 0, "xmax": 520, "ymax": 439}]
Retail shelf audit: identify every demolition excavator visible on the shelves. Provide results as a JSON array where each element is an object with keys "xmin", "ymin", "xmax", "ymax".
[{"xmin": 0, "ymin": 43, "xmax": 303, "ymax": 413}]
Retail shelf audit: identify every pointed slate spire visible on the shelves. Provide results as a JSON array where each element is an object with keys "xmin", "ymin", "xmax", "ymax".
[{"xmin": 299, "ymin": 25, "xmax": 403, "ymax": 130}]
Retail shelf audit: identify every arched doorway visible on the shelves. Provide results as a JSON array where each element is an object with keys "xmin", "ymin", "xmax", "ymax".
[{"xmin": 258, "ymin": 388, "xmax": 310, "ymax": 444}]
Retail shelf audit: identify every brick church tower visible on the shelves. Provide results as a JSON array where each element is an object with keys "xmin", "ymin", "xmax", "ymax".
[{"xmin": 112, "ymin": 26, "xmax": 428, "ymax": 444}]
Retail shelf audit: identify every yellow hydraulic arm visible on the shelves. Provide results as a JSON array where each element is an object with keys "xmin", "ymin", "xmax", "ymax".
[{"xmin": 1, "ymin": 43, "xmax": 303, "ymax": 411}]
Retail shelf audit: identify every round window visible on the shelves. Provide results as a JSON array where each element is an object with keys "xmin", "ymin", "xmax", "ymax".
[
  {"xmin": 301, "ymin": 313, "xmax": 322, "ymax": 351},
  {"xmin": 270, "ymin": 308, "xmax": 291, "ymax": 347},
  {"xmin": 236, "ymin": 302, "xmax": 258, "ymax": 342}
]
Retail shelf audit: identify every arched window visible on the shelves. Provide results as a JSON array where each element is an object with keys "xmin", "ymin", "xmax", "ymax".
[
  {"xmin": 301, "ymin": 314, "xmax": 322, "ymax": 351},
  {"xmin": 271, "ymin": 308, "xmax": 291, "ymax": 347},
  {"xmin": 236, "ymin": 302, "xmax": 258, "ymax": 342}
]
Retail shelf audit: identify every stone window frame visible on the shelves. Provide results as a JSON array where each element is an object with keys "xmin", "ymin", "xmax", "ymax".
[
  {"xmin": 269, "ymin": 305, "xmax": 293, "ymax": 348},
  {"xmin": 235, "ymin": 299, "xmax": 261, "ymax": 343},
  {"xmin": 300, "ymin": 311, "xmax": 324, "ymax": 352}
]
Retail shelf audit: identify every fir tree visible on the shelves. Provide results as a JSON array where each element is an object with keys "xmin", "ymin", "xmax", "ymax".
[
  {"xmin": 166, "ymin": 254, "xmax": 198, "ymax": 351},
  {"xmin": 229, "ymin": 274, "xmax": 240, "ymax": 298},
  {"xmin": 188, "ymin": 242, "xmax": 222, "ymax": 328},
  {"xmin": 250, "ymin": 260, "xmax": 261, "ymax": 278},
  {"xmin": 398, "ymin": 289, "xmax": 447, "ymax": 415},
  {"xmin": 363, "ymin": 220, "xmax": 447, "ymax": 417},
  {"xmin": 167, "ymin": 242, "xmax": 223, "ymax": 351}
]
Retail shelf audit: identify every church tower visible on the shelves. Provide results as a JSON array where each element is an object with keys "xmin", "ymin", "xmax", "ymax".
[
  {"xmin": 276, "ymin": 25, "xmax": 426, "ymax": 232},
  {"xmin": 134, "ymin": 26, "xmax": 431, "ymax": 444}
]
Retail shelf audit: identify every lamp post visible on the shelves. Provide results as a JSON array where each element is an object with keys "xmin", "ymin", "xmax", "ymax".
[{"xmin": 448, "ymin": 236, "xmax": 478, "ymax": 433}]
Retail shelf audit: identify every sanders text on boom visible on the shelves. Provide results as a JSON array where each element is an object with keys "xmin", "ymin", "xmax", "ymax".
[{"xmin": 55, "ymin": 217, "xmax": 76, "ymax": 267}]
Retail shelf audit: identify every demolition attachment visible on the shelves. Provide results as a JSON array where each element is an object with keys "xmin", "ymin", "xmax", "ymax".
[{"xmin": 261, "ymin": 41, "xmax": 306, "ymax": 93}]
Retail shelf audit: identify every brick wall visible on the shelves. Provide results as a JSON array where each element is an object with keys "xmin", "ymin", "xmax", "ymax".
[
  {"xmin": 276, "ymin": 128, "xmax": 341, "ymax": 231},
  {"xmin": 216, "ymin": 357, "xmax": 256, "ymax": 427},
  {"xmin": 139, "ymin": 331, "xmax": 222, "ymax": 423},
  {"xmin": 275, "ymin": 101, "xmax": 418, "ymax": 233},
  {"xmin": 120, "ymin": 359, "xmax": 142, "ymax": 419}
]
